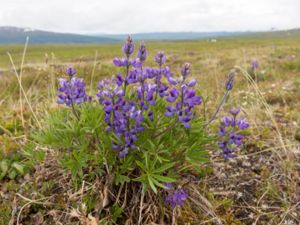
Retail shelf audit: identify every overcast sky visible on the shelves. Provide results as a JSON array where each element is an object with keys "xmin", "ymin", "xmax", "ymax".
[{"xmin": 0, "ymin": 0, "xmax": 299, "ymax": 34}]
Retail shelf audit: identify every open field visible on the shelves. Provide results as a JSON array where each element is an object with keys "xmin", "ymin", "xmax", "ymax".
[{"xmin": 1, "ymin": 37, "xmax": 300, "ymax": 224}]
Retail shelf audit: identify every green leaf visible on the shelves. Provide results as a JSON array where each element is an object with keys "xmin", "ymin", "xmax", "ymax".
[
  {"xmin": 152, "ymin": 174, "xmax": 176, "ymax": 183},
  {"xmin": 12, "ymin": 162, "xmax": 24, "ymax": 175},
  {"xmin": 151, "ymin": 177, "xmax": 168, "ymax": 189},
  {"xmin": 136, "ymin": 160, "xmax": 146, "ymax": 171},
  {"xmin": 153, "ymin": 162, "xmax": 174, "ymax": 173},
  {"xmin": 133, "ymin": 174, "xmax": 147, "ymax": 183},
  {"xmin": 112, "ymin": 204, "xmax": 123, "ymax": 222},
  {"xmin": 148, "ymin": 176, "xmax": 157, "ymax": 194},
  {"xmin": 115, "ymin": 174, "xmax": 130, "ymax": 185}
]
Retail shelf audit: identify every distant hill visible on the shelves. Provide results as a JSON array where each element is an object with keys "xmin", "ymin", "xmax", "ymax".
[
  {"xmin": 227, "ymin": 28, "xmax": 300, "ymax": 39},
  {"xmin": 0, "ymin": 26, "xmax": 299, "ymax": 44},
  {"xmin": 96, "ymin": 31, "xmax": 244, "ymax": 41},
  {"xmin": 0, "ymin": 26, "xmax": 116, "ymax": 44}
]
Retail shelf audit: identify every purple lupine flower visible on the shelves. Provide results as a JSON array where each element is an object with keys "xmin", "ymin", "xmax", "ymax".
[
  {"xmin": 237, "ymin": 118, "xmax": 250, "ymax": 129},
  {"xmin": 155, "ymin": 51, "xmax": 166, "ymax": 66},
  {"xmin": 164, "ymin": 183, "xmax": 187, "ymax": 208},
  {"xmin": 164, "ymin": 63, "xmax": 202, "ymax": 128},
  {"xmin": 181, "ymin": 63, "xmax": 190, "ymax": 78},
  {"xmin": 57, "ymin": 76, "xmax": 91, "ymax": 106},
  {"xmin": 66, "ymin": 66, "xmax": 76, "ymax": 77},
  {"xmin": 97, "ymin": 76, "xmax": 145, "ymax": 158},
  {"xmin": 122, "ymin": 35, "xmax": 134, "ymax": 57},
  {"xmin": 187, "ymin": 79, "xmax": 197, "ymax": 87},
  {"xmin": 218, "ymin": 126, "xmax": 226, "ymax": 136},
  {"xmin": 127, "ymin": 68, "xmax": 139, "ymax": 84},
  {"xmin": 229, "ymin": 107, "xmax": 240, "ymax": 116},
  {"xmin": 158, "ymin": 85, "xmax": 169, "ymax": 98},
  {"xmin": 218, "ymin": 108, "xmax": 250, "ymax": 159},
  {"xmin": 119, "ymin": 149, "xmax": 128, "ymax": 158},
  {"xmin": 168, "ymin": 76, "xmax": 178, "ymax": 85},
  {"xmin": 132, "ymin": 58, "xmax": 143, "ymax": 68},
  {"xmin": 229, "ymin": 132, "xmax": 243, "ymax": 146},
  {"xmin": 251, "ymin": 60, "xmax": 259, "ymax": 70},
  {"xmin": 220, "ymin": 141, "xmax": 234, "ymax": 159},
  {"xmin": 150, "ymin": 57, "xmax": 172, "ymax": 102},
  {"xmin": 225, "ymin": 69, "xmax": 236, "ymax": 91},
  {"xmin": 137, "ymin": 42, "xmax": 147, "ymax": 62},
  {"xmin": 116, "ymin": 74, "xmax": 124, "ymax": 86},
  {"xmin": 148, "ymin": 110, "xmax": 154, "ymax": 121},
  {"xmin": 222, "ymin": 116, "xmax": 234, "ymax": 127},
  {"xmin": 165, "ymin": 106, "xmax": 176, "ymax": 117},
  {"xmin": 166, "ymin": 88, "xmax": 179, "ymax": 102},
  {"xmin": 113, "ymin": 58, "xmax": 130, "ymax": 67}
]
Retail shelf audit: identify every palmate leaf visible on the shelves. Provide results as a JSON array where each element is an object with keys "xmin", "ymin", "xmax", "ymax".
[{"xmin": 135, "ymin": 155, "xmax": 175, "ymax": 193}]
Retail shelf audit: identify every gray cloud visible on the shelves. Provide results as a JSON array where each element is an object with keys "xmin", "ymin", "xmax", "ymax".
[{"xmin": 0, "ymin": 0, "xmax": 299, "ymax": 33}]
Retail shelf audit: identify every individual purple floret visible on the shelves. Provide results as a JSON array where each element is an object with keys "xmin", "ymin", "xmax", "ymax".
[
  {"xmin": 218, "ymin": 108, "xmax": 250, "ymax": 159},
  {"xmin": 164, "ymin": 63, "xmax": 202, "ymax": 128},
  {"xmin": 164, "ymin": 183, "xmax": 187, "ymax": 208},
  {"xmin": 113, "ymin": 58, "xmax": 130, "ymax": 67},
  {"xmin": 57, "ymin": 75, "xmax": 91, "ymax": 106}
]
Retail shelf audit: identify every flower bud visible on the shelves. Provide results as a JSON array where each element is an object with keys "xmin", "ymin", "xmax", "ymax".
[
  {"xmin": 181, "ymin": 63, "xmax": 190, "ymax": 78},
  {"xmin": 155, "ymin": 51, "xmax": 166, "ymax": 66},
  {"xmin": 122, "ymin": 35, "xmax": 134, "ymax": 57},
  {"xmin": 225, "ymin": 69, "xmax": 236, "ymax": 91},
  {"xmin": 137, "ymin": 42, "xmax": 147, "ymax": 62}
]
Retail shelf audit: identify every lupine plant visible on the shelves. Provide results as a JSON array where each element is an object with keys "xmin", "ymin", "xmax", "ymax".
[
  {"xmin": 218, "ymin": 108, "xmax": 250, "ymax": 159},
  {"xmin": 36, "ymin": 36, "xmax": 249, "ymax": 222}
]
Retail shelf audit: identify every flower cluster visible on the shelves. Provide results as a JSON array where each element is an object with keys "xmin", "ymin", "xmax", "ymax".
[
  {"xmin": 101, "ymin": 37, "xmax": 202, "ymax": 157},
  {"xmin": 97, "ymin": 76, "xmax": 144, "ymax": 157},
  {"xmin": 113, "ymin": 35, "xmax": 135, "ymax": 67},
  {"xmin": 218, "ymin": 108, "xmax": 250, "ymax": 159},
  {"xmin": 99, "ymin": 37, "xmax": 203, "ymax": 156},
  {"xmin": 164, "ymin": 183, "xmax": 187, "ymax": 208},
  {"xmin": 57, "ymin": 67, "xmax": 91, "ymax": 106},
  {"xmin": 164, "ymin": 63, "xmax": 202, "ymax": 128}
]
